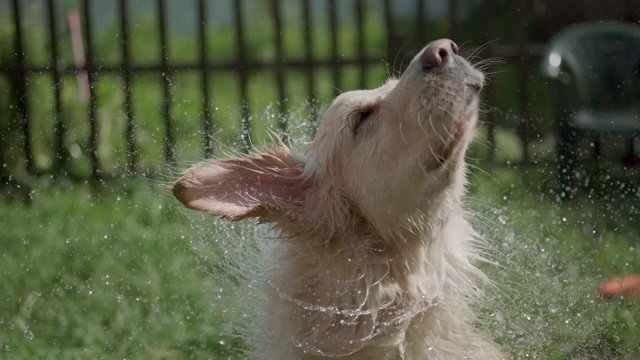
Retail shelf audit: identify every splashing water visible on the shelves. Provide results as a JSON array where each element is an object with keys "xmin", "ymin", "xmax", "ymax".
[{"xmin": 177, "ymin": 101, "xmax": 640, "ymax": 359}]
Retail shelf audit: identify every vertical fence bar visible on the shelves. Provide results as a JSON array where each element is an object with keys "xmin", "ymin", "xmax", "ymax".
[
  {"xmin": 0, "ymin": 85, "xmax": 5, "ymax": 181},
  {"xmin": 516, "ymin": 0, "xmax": 530, "ymax": 162},
  {"xmin": 482, "ymin": 0, "xmax": 497, "ymax": 159},
  {"xmin": 233, "ymin": 0, "xmax": 251, "ymax": 153},
  {"xmin": 354, "ymin": 0, "xmax": 366, "ymax": 89},
  {"xmin": 415, "ymin": 0, "xmax": 426, "ymax": 46},
  {"xmin": 10, "ymin": 0, "xmax": 34, "ymax": 175},
  {"xmin": 329, "ymin": 0, "xmax": 341, "ymax": 96},
  {"xmin": 302, "ymin": 0, "xmax": 317, "ymax": 137},
  {"xmin": 197, "ymin": 0, "xmax": 214, "ymax": 157},
  {"xmin": 0, "ymin": 103, "xmax": 5, "ymax": 182},
  {"xmin": 119, "ymin": 0, "xmax": 137, "ymax": 174},
  {"xmin": 47, "ymin": 0, "xmax": 66, "ymax": 173},
  {"xmin": 0, "ymin": 3, "xmax": 3, "ymax": 181},
  {"xmin": 82, "ymin": 0, "xmax": 101, "ymax": 179},
  {"xmin": 270, "ymin": 0, "xmax": 288, "ymax": 142},
  {"xmin": 382, "ymin": 0, "xmax": 398, "ymax": 70},
  {"xmin": 448, "ymin": 0, "xmax": 460, "ymax": 41},
  {"xmin": 157, "ymin": 0, "xmax": 175, "ymax": 164}
]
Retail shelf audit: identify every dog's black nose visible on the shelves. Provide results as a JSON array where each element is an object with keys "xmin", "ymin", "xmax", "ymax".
[{"xmin": 420, "ymin": 39, "xmax": 459, "ymax": 69}]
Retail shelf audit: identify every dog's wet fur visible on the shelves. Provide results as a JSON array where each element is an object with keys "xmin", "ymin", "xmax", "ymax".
[{"xmin": 173, "ymin": 39, "xmax": 505, "ymax": 359}]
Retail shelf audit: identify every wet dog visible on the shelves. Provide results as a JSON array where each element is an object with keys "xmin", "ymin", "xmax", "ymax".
[{"xmin": 173, "ymin": 39, "xmax": 505, "ymax": 359}]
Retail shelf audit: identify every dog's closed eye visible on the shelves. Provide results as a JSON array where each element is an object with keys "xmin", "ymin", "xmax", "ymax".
[{"xmin": 353, "ymin": 107, "xmax": 376, "ymax": 136}]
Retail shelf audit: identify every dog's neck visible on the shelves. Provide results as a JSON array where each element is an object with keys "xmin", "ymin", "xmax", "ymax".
[
  {"xmin": 275, "ymin": 178, "xmax": 467, "ymax": 276},
  {"xmin": 262, "ymin": 196, "xmax": 481, "ymax": 358}
]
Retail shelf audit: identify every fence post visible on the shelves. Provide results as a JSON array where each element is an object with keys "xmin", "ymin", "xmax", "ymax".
[
  {"xmin": 10, "ymin": 0, "xmax": 34, "ymax": 176},
  {"xmin": 119, "ymin": 0, "xmax": 138, "ymax": 175},
  {"xmin": 482, "ymin": 0, "xmax": 497, "ymax": 160},
  {"xmin": 415, "ymin": 0, "xmax": 427, "ymax": 47},
  {"xmin": 302, "ymin": 0, "xmax": 318, "ymax": 138},
  {"xmin": 80, "ymin": 0, "xmax": 102, "ymax": 179},
  {"xmin": 354, "ymin": 0, "xmax": 367, "ymax": 89},
  {"xmin": 157, "ymin": 0, "xmax": 176, "ymax": 164},
  {"xmin": 233, "ymin": 0, "xmax": 251, "ymax": 153},
  {"xmin": 0, "ymin": 102, "xmax": 6, "ymax": 183},
  {"xmin": 197, "ymin": 0, "xmax": 214, "ymax": 158},
  {"xmin": 382, "ymin": 0, "xmax": 397, "ymax": 71},
  {"xmin": 47, "ymin": 0, "xmax": 67, "ymax": 174},
  {"xmin": 270, "ymin": 0, "xmax": 288, "ymax": 143},
  {"xmin": 329, "ymin": 0, "xmax": 341, "ymax": 97},
  {"xmin": 516, "ymin": 0, "xmax": 531, "ymax": 163},
  {"xmin": 449, "ymin": 0, "xmax": 460, "ymax": 41},
  {"xmin": 0, "ymin": 0, "xmax": 6, "ymax": 182}
]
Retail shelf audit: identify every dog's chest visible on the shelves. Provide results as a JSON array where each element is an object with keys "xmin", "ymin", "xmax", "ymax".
[{"xmin": 263, "ymin": 240, "xmax": 443, "ymax": 358}]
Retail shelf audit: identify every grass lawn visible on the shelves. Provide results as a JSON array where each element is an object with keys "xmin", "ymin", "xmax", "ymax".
[
  {"xmin": 473, "ymin": 162, "xmax": 640, "ymax": 359},
  {"xmin": 0, "ymin": 179, "xmax": 245, "ymax": 359},
  {"xmin": 3, "ymin": 149, "xmax": 640, "ymax": 359}
]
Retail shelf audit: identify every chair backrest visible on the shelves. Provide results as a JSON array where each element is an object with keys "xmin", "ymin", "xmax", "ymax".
[{"xmin": 540, "ymin": 21, "xmax": 640, "ymax": 112}]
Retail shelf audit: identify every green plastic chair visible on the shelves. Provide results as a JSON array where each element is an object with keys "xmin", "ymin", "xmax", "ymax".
[{"xmin": 540, "ymin": 21, "xmax": 640, "ymax": 194}]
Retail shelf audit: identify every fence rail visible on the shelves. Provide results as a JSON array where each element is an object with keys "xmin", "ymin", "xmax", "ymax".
[{"xmin": 0, "ymin": 0, "xmax": 633, "ymax": 182}]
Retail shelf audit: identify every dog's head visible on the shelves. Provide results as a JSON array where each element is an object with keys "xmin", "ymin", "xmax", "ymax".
[{"xmin": 173, "ymin": 39, "xmax": 484, "ymax": 236}]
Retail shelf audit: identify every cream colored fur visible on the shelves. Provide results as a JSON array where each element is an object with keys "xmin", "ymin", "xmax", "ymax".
[{"xmin": 173, "ymin": 41, "xmax": 505, "ymax": 359}]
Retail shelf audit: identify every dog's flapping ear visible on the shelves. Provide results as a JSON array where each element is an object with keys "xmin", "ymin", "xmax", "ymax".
[{"xmin": 173, "ymin": 146, "xmax": 311, "ymax": 222}]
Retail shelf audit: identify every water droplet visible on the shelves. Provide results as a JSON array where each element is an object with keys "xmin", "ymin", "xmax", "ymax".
[{"xmin": 24, "ymin": 329, "xmax": 34, "ymax": 340}]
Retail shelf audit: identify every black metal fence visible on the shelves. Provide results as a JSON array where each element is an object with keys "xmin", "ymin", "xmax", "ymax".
[{"xmin": 0, "ymin": 0, "xmax": 636, "ymax": 181}]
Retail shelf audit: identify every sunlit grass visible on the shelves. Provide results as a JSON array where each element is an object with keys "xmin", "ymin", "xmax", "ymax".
[
  {"xmin": 2, "ymin": 156, "xmax": 640, "ymax": 358},
  {"xmin": 469, "ymin": 161, "xmax": 640, "ymax": 359},
  {"xmin": 0, "ymin": 180, "xmax": 243, "ymax": 359}
]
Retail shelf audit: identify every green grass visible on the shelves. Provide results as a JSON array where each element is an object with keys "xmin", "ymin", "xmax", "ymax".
[
  {"xmin": 0, "ymin": 180, "xmax": 245, "ymax": 359},
  {"xmin": 471, "ymin": 161, "xmax": 640, "ymax": 359},
  {"xmin": 3, "ymin": 155, "xmax": 640, "ymax": 359}
]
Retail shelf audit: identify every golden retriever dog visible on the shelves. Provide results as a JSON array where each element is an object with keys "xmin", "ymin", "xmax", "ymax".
[{"xmin": 173, "ymin": 39, "xmax": 505, "ymax": 359}]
